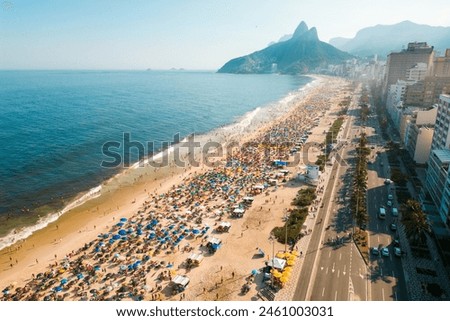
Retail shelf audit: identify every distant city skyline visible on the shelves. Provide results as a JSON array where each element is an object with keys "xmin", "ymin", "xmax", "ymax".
[{"xmin": 1, "ymin": 0, "xmax": 450, "ymax": 70}]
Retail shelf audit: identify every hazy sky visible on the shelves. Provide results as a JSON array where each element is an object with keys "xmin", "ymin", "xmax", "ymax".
[{"xmin": 1, "ymin": 0, "xmax": 450, "ymax": 70}]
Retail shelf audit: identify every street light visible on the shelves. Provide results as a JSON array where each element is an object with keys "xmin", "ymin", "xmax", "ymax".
[
  {"xmin": 284, "ymin": 211, "xmax": 290, "ymax": 253},
  {"xmin": 268, "ymin": 234, "xmax": 275, "ymax": 288}
]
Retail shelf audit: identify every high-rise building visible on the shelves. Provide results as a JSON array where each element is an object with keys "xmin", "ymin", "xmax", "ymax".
[
  {"xmin": 405, "ymin": 106, "xmax": 437, "ymax": 164},
  {"xmin": 431, "ymin": 94, "xmax": 450, "ymax": 151},
  {"xmin": 383, "ymin": 42, "xmax": 434, "ymax": 100}
]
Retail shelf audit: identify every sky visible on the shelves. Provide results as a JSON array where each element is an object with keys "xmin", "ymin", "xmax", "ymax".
[{"xmin": 1, "ymin": 0, "xmax": 450, "ymax": 70}]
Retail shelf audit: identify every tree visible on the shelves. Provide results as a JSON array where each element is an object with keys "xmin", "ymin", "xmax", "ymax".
[{"xmin": 401, "ymin": 199, "xmax": 431, "ymax": 245}]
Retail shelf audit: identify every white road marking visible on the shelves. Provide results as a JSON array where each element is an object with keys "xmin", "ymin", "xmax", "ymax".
[
  {"xmin": 332, "ymin": 262, "xmax": 335, "ymax": 273},
  {"xmin": 377, "ymin": 236, "xmax": 380, "ymax": 243},
  {"xmin": 320, "ymin": 266, "xmax": 323, "ymax": 271},
  {"xmin": 343, "ymin": 265, "xmax": 347, "ymax": 275},
  {"xmin": 326, "ymin": 267, "xmax": 329, "ymax": 274},
  {"xmin": 382, "ymin": 288, "xmax": 385, "ymax": 301},
  {"xmin": 339, "ymin": 253, "xmax": 342, "ymax": 261},
  {"xmin": 329, "ymin": 251, "xmax": 331, "ymax": 258},
  {"xmin": 322, "ymin": 287, "xmax": 325, "ymax": 296},
  {"xmin": 337, "ymin": 270, "xmax": 340, "ymax": 278},
  {"xmin": 335, "ymin": 291, "xmax": 338, "ymax": 301}
]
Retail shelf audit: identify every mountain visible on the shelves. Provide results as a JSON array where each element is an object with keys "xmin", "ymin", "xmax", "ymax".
[
  {"xmin": 329, "ymin": 20, "xmax": 450, "ymax": 58},
  {"xmin": 218, "ymin": 21, "xmax": 352, "ymax": 74}
]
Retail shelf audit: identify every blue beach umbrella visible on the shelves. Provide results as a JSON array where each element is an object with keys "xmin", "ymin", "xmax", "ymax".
[
  {"xmin": 54, "ymin": 286, "xmax": 63, "ymax": 292},
  {"xmin": 112, "ymin": 234, "xmax": 121, "ymax": 240},
  {"xmin": 118, "ymin": 229, "xmax": 127, "ymax": 236},
  {"xmin": 116, "ymin": 222, "xmax": 124, "ymax": 227},
  {"xmin": 192, "ymin": 229, "xmax": 200, "ymax": 235},
  {"xmin": 120, "ymin": 218, "xmax": 127, "ymax": 222},
  {"xmin": 60, "ymin": 278, "xmax": 68, "ymax": 285},
  {"xmin": 77, "ymin": 273, "xmax": 84, "ymax": 280}
]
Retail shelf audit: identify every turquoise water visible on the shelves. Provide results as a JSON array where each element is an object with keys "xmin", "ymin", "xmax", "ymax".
[{"xmin": 0, "ymin": 70, "xmax": 311, "ymax": 238}]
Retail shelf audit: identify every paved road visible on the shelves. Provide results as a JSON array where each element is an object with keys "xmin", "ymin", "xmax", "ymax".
[
  {"xmin": 365, "ymin": 108, "xmax": 408, "ymax": 301},
  {"xmin": 293, "ymin": 90, "xmax": 369, "ymax": 301}
]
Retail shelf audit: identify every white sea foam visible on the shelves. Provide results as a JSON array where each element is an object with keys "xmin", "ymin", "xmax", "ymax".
[{"xmin": 0, "ymin": 185, "xmax": 102, "ymax": 251}]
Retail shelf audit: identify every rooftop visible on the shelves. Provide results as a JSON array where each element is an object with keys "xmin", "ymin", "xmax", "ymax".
[{"xmin": 432, "ymin": 149, "xmax": 450, "ymax": 163}]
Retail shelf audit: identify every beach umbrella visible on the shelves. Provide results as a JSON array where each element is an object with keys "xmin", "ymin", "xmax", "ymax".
[
  {"xmin": 116, "ymin": 222, "xmax": 124, "ymax": 227},
  {"xmin": 271, "ymin": 270, "xmax": 282, "ymax": 278},
  {"xmin": 276, "ymin": 252, "xmax": 286, "ymax": 259},
  {"xmin": 94, "ymin": 265, "xmax": 101, "ymax": 271},
  {"xmin": 137, "ymin": 229, "xmax": 143, "ymax": 236},
  {"xmin": 120, "ymin": 218, "xmax": 128, "ymax": 222},
  {"xmin": 60, "ymin": 278, "xmax": 68, "ymax": 285},
  {"xmin": 192, "ymin": 229, "xmax": 200, "ymax": 235},
  {"xmin": 283, "ymin": 267, "xmax": 293, "ymax": 273},
  {"xmin": 118, "ymin": 229, "xmax": 127, "ymax": 236},
  {"xmin": 54, "ymin": 286, "xmax": 63, "ymax": 292},
  {"xmin": 287, "ymin": 259, "xmax": 295, "ymax": 266},
  {"xmin": 146, "ymin": 224, "xmax": 153, "ymax": 230},
  {"xmin": 120, "ymin": 265, "xmax": 127, "ymax": 271},
  {"xmin": 99, "ymin": 242, "xmax": 105, "ymax": 247},
  {"xmin": 280, "ymin": 276, "xmax": 289, "ymax": 284},
  {"xmin": 291, "ymin": 250, "xmax": 300, "ymax": 257},
  {"xmin": 112, "ymin": 234, "xmax": 121, "ymax": 240},
  {"xmin": 251, "ymin": 269, "xmax": 260, "ymax": 276},
  {"xmin": 127, "ymin": 227, "xmax": 134, "ymax": 233}
]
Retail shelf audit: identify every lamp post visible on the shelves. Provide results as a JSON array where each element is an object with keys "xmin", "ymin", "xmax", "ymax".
[
  {"xmin": 284, "ymin": 212, "xmax": 290, "ymax": 253},
  {"xmin": 269, "ymin": 234, "xmax": 275, "ymax": 288}
]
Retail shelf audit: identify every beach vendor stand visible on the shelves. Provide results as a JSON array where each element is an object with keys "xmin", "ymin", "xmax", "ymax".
[
  {"xmin": 216, "ymin": 221, "xmax": 231, "ymax": 233},
  {"xmin": 232, "ymin": 208, "xmax": 245, "ymax": 218},
  {"xmin": 185, "ymin": 253, "xmax": 204, "ymax": 269},
  {"xmin": 206, "ymin": 237, "xmax": 222, "ymax": 254},
  {"xmin": 171, "ymin": 275, "xmax": 190, "ymax": 294}
]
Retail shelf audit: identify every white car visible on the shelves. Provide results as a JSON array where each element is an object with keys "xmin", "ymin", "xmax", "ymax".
[
  {"xmin": 381, "ymin": 247, "xmax": 390, "ymax": 257},
  {"xmin": 387, "ymin": 200, "xmax": 392, "ymax": 207},
  {"xmin": 394, "ymin": 247, "xmax": 402, "ymax": 257}
]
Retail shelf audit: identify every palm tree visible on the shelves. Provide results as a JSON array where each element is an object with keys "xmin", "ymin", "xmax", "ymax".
[{"xmin": 401, "ymin": 199, "xmax": 431, "ymax": 246}]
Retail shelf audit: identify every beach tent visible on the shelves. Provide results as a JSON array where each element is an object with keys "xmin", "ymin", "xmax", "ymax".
[
  {"xmin": 187, "ymin": 253, "xmax": 204, "ymax": 266},
  {"xmin": 266, "ymin": 257, "xmax": 287, "ymax": 270},
  {"xmin": 171, "ymin": 275, "xmax": 190, "ymax": 293}
]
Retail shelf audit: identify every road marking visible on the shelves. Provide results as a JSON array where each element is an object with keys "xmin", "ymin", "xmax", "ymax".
[
  {"xmin": 337, "ymin": 270, "xmax": 340, "ymax": 278},
  {"xmin": 334, "ymin": 291, "xmax": 338, "ymax": 301},
  {"xmin": 382, "ymin": 288, "xmax": 385, "ymax": 301},
  {"xmin": 320, "ymin": 266, "xmax": 323, "ymax": 271},
  {"xmin": 329, "ymin": 251, "xmax": 331, "ymax": 258},
  {"xmin": 343, "ymin": 265, "xmax": 347, "ymax": 275},
  {"xmin": 326, "ymin": 267, "xmax": 329, "ymax": 274},
  {"xmin": 332, "ymin": 262, "xmax": 335, "ymax": 273},
  {"xmin": 322, "ymin": 287, "xmax": 325, "ymax": 297},
  {"xmin": 377, "ymin": 236, "xmax": 380, "ymax": 243},
  {"xmin": 339, "ymin": 253, "xmax": 342, "ymax": 261},
  {"xmin": 380, "ymin": 267, "xmax": 383, "ymax": 276}
]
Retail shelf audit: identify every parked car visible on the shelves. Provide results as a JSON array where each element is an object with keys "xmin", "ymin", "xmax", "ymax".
[
  {"xmin": 371, "ymin": 247, "xmax": 380, "ymax": 256},
  {"xmin": 387, "ymin": 200, "xmax": 392, "ymax": 207},
  {"xmin": 381, "ymin": 247, "xmax": 390, "ymax": 257},
  {"xmin": 394, "ymin": 247, "xmax": 402, "ymax": 257},
  {"xmin": 390, "ymin": 223, "xmax": 397, "ymax": 231}
]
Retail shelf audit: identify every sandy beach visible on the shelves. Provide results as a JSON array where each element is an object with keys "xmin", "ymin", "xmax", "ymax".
[{"xmin": 0, "ymin": 76, "xmax": 350, "ymax": 301}]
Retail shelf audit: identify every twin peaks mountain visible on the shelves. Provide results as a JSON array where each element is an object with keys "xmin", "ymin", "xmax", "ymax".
[{"xmin": 218, "ymin": 21, "xmax": 352, "ymax": 74}]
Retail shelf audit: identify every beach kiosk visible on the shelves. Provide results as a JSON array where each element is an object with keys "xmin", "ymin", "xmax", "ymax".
[
  {"xmin": 206, "ymin": 237, "xmax": 222, "ymax": 254},
  {"xmin": 216, "ymin": 221, "xmax": 231, "ymax": 233},
  {"xmin": 232, "ymin": 208, "xmax": 245, "ymax": 218},
  {"xmin": 171, "ymin": 275, "xmax": 190, "ymax": 294},
  {"xmin": 266, "ymin": 257, "xmax": 286, "ymax": 270},
  {"xmin": 185, "ymin": 253, "xmax": 204, "ymax": 269}
]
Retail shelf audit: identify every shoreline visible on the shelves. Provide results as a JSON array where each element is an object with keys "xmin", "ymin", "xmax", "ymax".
[{"xmin": 0, "ymin": 75, "xmax": 348, "ymax": 301}]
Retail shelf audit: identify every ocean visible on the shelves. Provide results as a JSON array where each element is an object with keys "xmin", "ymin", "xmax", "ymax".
[{"xmin": 0, "ymin": 70, "xmax": 312, "ymax": 248}]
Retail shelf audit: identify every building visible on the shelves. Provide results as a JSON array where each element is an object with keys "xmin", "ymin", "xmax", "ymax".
[
  {"xmin": 383, "ymin": 42, "xmax": 434, "ymax": 99},
  {"xmin": 424, "ymin": 149, "xmax": 450, "ymax": 229},
  {"xmin": 405, "ymin": 107, "xmax": 437, "ymax": 164},
  {"xmin": 431, "ymin": 94, "xmax": 450, "ymax": 151}
]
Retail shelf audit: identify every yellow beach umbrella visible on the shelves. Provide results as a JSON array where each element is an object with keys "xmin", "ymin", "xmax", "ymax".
[
  {"xmin": 272, "ymin": 270, "xmax": 282, "ymax": 278},
  {"xmin": 280, "ymin": 276, "xmax": 289, "ymax": 284},
  {"xmin": 287, "ymin": 259, "xmax": 295, "ymax": 266},
  {"xmin": 282, "ymin": 270, "xmax": 291, "ymax": 277},
  {"xmin": 291, "ymin": 250, "xmax": 300, "ymax": 257},
  {"xmin": 283, "ymin": 267, "xmax": 293, "ymax": 273},
  {"xmin": 276, "ymin": 252, "xmax": 286, "ymax": 259}
]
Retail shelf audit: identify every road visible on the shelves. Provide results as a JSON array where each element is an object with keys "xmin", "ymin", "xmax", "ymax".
[
  {"xmin": 365, "ymin": 109, "xmax": 408, "ymax": 301},
  {"xmin": 293, "ymin": 87, "xmax": 408, "ymax": 301},
  {"xmin": 293, "ymin": 88, "xmax": 369, "ymax": 301}
]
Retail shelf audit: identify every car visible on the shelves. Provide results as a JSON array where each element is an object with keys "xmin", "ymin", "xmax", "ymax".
[
  {"xmin": 392, "ymin": 207, "xmax": 398, "ymax": 216},
  {"xmin": 371, "ymin": 247, "xmax": 380, "ymax": 256},
  {"xmin": 387, "ymin": 200, "xmax": 392, "ymax": 207},
  {"xmin": 394, "ymin": 247, "xmax": 402, "ymax": 257},
  {"xmin": 390, "ymin": 223, "xmax": 397, "ymax": 231},
  {"xmin": 388, "ymin": 194, "xmax": 393, "ymax": 200},
  {"xmin": 384, "ymin": 179, "xmax": 393, "ymax": 185},
  {"xmin": 381, "ymin": 247, "xmax": 390, "ymax": 257}
]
